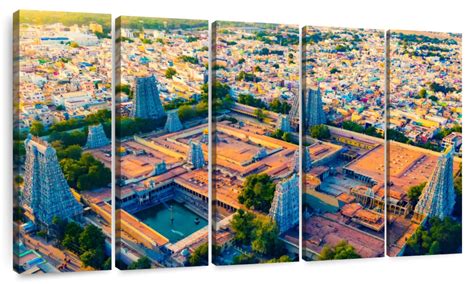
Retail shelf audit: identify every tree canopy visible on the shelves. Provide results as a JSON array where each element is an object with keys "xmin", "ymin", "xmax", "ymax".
[
  {"xmin": 238, "ymin": 174, "xmax": 275, "ymax": 213},
  {"xmin": 188, "ymin": 243, "xmax": 208, "ymax": 266},
  {"xmin": 319, "ymin": 240, "xmax": 361, "ymax": 260},
  {"xmin": 128, "ymin": 256, "xmax": 151, "ymax": 270},
  {"xmin": 230, "ymin": 209, "xmax": 286, "ymax": 260},
  {"xmin": 55, "ymin": 219, "xmax": 110, "ymax": 270},
  {"xmin": 59, "ymin": 151, "xmax": 111, "ymax": 192},
  {"xmin": 407, "ymin": 182, "xmax": 427, "ymax": 207},
  {"xmin": 310, "ymin": 124, "xmax": 330, "ymax": 140},
  {"xmin": 405, "ymin": 217, "xmax": 462, "ymax": 256}
]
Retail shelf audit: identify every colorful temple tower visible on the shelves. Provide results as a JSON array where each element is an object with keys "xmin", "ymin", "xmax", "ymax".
[
  {"xmin": 305, "ymin": 86, "xmax": 326, "ymax": 129},
  {"xmin": 413, "ymin": 147, "xmax": 456, "ymax": 223},
  {"xmin": 22, "ymin": 135, "xmax": 83, "ymax": 226},
  {"xmin": 85, "ymin": 124, "xmax": 110, "ymax": 149},
  {"xmin": 270, "ymin": 174, "xmax": 299, "ymax": 234},
  {"xmin": 132, "ymin": 75, "xmax": 166, "ymax": 120},
  {"xmin": 277, "ymin": 114, "xmax": 291, "ymax": 133},
  {"xmin": 187, "ymin": 141, "xmax": 205, "ymax": 169},
  {"xmin": 164, "ymin": 110, "xmax": 184, "ymax": 133}
]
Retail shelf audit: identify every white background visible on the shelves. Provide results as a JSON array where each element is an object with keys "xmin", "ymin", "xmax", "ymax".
[{"xmin": 1, "ymin": 0, "xmax": 472, "ymax": 283}]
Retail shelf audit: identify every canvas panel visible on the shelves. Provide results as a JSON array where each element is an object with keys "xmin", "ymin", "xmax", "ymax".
[
  {"xmin": 115, "ymin": 16, "xmax": 209, "ymax": 269},
  {"xmin": 13, "ymin": 10, "xmax": 113, "ymax": 273}
]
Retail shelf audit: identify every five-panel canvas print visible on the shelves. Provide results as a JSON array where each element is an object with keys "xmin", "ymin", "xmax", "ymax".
[{"xmin": 13, "ymin": 10, "xmax": 462, "ymax": 274}]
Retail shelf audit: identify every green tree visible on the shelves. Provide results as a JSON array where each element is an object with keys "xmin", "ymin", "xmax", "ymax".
[
  {"xmin": 79, "ymin": 225, "xmax": 106, "ymax": 253},
  {"xmin": 310, "ymin": 124, "xmax": 330, "ymax": 140},
  {"xmin": 128, "ymin": 256, "xmax": 151, "ymax": 270},
  {"xmin": 238, "ymin": 94, "xmax": 266, "ymax": 109},
  {"xmin": 269, "ymin": 98, "xmax": 291, "ymax": 114},
  {"xmin": 61, "ymin": 222, "xmax": 83, "ymax": 253},
  {"xmin": 405, "ymin": 217, "xmax": 462, "ymax": 256},
  {"xmin": 230, "ymin": 209, "xmax": 256, "ymax": 246},
  {"xmin": 251, "ymin": 215, "xmax": 280, "ymax": 255},
  {"xmin": 330, "ymin": 67, "xmax": 340, "ymax": 74},
  {"xmin": 14, "ymin": 175, "xmax": 24, "ymax": 185},
  {"xmin": 178, "ymin": 104, "xmax": 195, "ymax": 121},
  {"xmin": 407, "ymin": 182, "xmax": 427, "ymax": 207},
  {"xmin": 60, "ymin": 153, "xmax": 110, "ymax": 192},
  {"xmin": 188, "ymin": 243, "xmax": 208, "ymax": 266},
  {"xmin": 57, "ymin": 144, "xmax": 83, "ymax": 160},
  {"xmin": 13, "ymin": 206, "xmax": 25, "ymax": 222},
  {"xmin": 267, "ymin": 255, "xmax": 291, "ymax": 263},
  {"xmin": 238, "ymin": 174, "xmax": 276, "ymax": 213},
  {"xmin": 230, "ymin": 209, "xmax": 288, "ymax": 259},
  {"xmin": 80, "ymin": 248, "xmax": 105, "ymax": 269},
  {"xmin": 319, "ymin": 240, "xmax": 361, "ymax": 260},
  {"xmin": 254, "ymin": 108, "xmax": 267, "ymax": 122},
  {"xmin": 195, "ymin": 101, "xmax": 208, "ymax": 117},
  {"xmin": 222, "ymin": 94, "xmax": 235, "ymax": 109},
  {"xmin": 388, "ymin": 129, "xmax": 410, "ymax": 143},
  {"xmin": 364, "ymin": 126, "xmax": 382, "ymax": 138},
  {"xmin": 419, "ymin": 88, "xmax": 427, "ymax": 98},
  {"xmin": 212, "ymin": 245, "xmax": 222, "ymax": 258},
  {"xmin": 342, "ymin": 121, "xmax": 364, "ymax": 133},
  {"xmin": 165, "ymin": 67, "xmax": 177, "ymax": 79},
  {"xmin": 51, "ymin": 216, "xmax": 68, "ymax": 241},
  {"xmin": 233, "ymin": 253, "xmax": 257, "ymax": 265},
  {"xmin": 30, "ymin": 121, "xmax": 45, "ymax": 136},
  {"xmin": 116, "ymin": 84, "xmax": 133, "ymax": 99},
  {"xmin": 102, "ymin": 257, "xmax": 112, "ymax": 270},
  {"xmin": 179, "ymin": 55, "xmax": 199, "ymax": 64}
]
